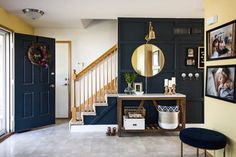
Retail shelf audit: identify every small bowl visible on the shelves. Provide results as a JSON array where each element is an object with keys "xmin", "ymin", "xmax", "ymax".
[{"xmin": 135, "ymin": 91, "xmax": 144, "ymax": 95}]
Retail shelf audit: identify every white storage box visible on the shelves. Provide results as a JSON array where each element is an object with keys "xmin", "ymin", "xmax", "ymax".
[
  {"xmin": 158, "ymin": 105, "xmax": 179, "ymax": 129},
  {"xmin": 123, "ymin": 116, "xmax": 145, "ymax": 130}
]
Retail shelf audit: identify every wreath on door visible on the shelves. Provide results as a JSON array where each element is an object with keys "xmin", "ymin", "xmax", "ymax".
[{"xmin": 28, "ymin": 43, "xmax": 49, "ymax": 68}]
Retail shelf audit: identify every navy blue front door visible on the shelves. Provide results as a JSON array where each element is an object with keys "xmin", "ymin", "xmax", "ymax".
[{"xmin": 15, "ymin": 33, "xmax": 55, "ymax": 132}]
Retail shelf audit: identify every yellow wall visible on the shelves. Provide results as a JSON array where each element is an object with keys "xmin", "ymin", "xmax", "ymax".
[
  {"xmin": 0, "ymin": 7, "xmax": 33, "ymax": 34},
  {"xmin": 205, "ymin": 0, "xmax": 236, "ymax": 156}
]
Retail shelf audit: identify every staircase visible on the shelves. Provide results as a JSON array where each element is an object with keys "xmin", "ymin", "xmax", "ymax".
[{"xmin": 70, "ymin": 44, "xmax": 118, "ymax": 125}]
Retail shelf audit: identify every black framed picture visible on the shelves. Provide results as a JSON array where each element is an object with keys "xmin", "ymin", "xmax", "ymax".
[
  {"xmin": 206, "ymin": 65, "xmax": 236, "ymax": 103},
  {"xmin": 187, "ymin": 48, "xmax": 194, "ymax": 57},
  {"xmin": 186, "ymin": 58, "xmax": 195, "ymax": 66},
  {"xmin": 198, "ymin": 46, "xmax": 204, "ymax": 68},
  {"xmin": 206, "ymin": 20, "xmax": 236, "ymax": 61}
]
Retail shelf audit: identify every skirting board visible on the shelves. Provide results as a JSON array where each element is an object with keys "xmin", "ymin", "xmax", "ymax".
[
  {"xmin": 186, "ymin": 123, "xmax": 205, "ymax": 128},
  {"xmin": 70, "ymin": 124, "xmax": 118, "ymax": 132},
  {"xmin": 69, "ymin": 123, "xmax": 204, "ymax": 132}
]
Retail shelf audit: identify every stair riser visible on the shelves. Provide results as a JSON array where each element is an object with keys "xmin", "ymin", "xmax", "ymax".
[{"xmin": 84, "ymin": 97, "xmax": 117, "ymax": 125}]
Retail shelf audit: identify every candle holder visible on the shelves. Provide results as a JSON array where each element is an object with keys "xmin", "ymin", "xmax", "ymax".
[
  {"xmin": 168, "ymin": 87, "xmax": 173, "ymax": 95},
  {"xmin": 164, "ymin": 86, "xmax": 168, "ymax": 95},
  {"xmin": 172, "ymin": 84, "xmax": 176, "ymax": 94}
]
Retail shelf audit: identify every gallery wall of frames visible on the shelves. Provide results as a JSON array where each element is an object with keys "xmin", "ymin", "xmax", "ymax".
[
  {"xmin": 206, "ymin": 20, "xmax": 236, "ymax": 103},
  {"xmin": 118, "ymin": 18, "xmax": 204, "ymax": 123}
]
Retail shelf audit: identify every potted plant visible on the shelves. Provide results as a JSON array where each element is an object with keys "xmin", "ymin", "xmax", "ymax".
[{"xmin": 124, "ymin": 72, "xmax": 137, "ymax": 94}]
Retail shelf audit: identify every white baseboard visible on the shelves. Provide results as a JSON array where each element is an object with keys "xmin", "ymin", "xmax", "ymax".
[
  {"xmin": 70, "ymin": 124, "xmax": 118, "ymax": 132},
  {"xmin": 69, "ymin": 123, "xmax": 205, "ymax": 132},
  {"xmin": 186, "ymin": 123, "xmax": 205, "ymax": 128}
]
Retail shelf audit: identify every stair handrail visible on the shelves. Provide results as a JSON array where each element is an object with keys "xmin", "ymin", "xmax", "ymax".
[
  {"xmin": 71, "ymin": 44, "xmax": 118, "ymax": 122},
  {"xmin": 75, "ymin": 44, "xmax": 118, "ymax": 80}
]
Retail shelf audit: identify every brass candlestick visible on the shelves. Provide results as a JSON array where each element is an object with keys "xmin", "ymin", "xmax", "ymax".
[
  {"xmin": 164, "ymin": 86, "xmax": 168, "ymax": 95},
  {"xmin": 172, "ymin": 84, "xmax": 176, "ymax": 94},
  {"xmin": 168, "ymin": 87, "xmax": 173, "ymax": 95}
]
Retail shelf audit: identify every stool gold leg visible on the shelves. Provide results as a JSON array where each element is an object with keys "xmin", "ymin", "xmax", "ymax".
[
  {"xmin": 223, "ymin": 148, "xmax": 225, "ymax": 157},
  {"xmin": 204, "ymin": 149, "xmax": 207, "ymax": 157},
  {"xmin": 197, "ymin": 148, "xmax": 199, "ymax": 157},
  {"xmin": 181, "ymin": 142, "xmax": 183, "ymax": 157}
]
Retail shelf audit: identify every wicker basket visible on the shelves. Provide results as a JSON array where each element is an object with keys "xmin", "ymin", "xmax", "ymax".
[
  {"xmin": 124, "ymin": 107, "xmax": 146, "ymax": 119},
  {"xmin": 158, "ymin": 105, "xmax": 179, "ymax": 129}
]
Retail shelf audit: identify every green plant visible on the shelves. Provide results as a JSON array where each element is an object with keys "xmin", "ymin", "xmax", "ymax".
[{"xmin": 124, "ymin": 72, "xmax": 137, "ymax": 84}]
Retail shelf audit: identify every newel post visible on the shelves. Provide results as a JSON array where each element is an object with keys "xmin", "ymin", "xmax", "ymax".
[{"xmin": 71, "ymin": 69, "xmax": 77, "ymax": 122}]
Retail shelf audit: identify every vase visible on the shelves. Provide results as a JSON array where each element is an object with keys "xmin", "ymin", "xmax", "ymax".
[{"xmin": 124, "ymin": 83, "xmax": 134, "ymax": 94}]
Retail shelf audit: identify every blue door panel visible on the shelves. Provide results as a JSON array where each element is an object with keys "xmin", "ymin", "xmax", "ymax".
[{"xmin": 15, "ymin": 33, "xmax": 55, "ymax": 132}]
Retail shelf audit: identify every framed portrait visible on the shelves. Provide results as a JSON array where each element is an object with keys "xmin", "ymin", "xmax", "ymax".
[
  {"xmin": 206, "ymin": 65, "xmax": 236, "ymax": 103},
  {"xmin": 133, "ymin": 82, "xmax": 143, "ymax": 92},
  {"xmin": 198, "ymin": 46, "xmax": 204, "ymax": 68},
  {"xmin": 206, "ymin": 20, "xmax": 236, "ymax": 61},
  {"xmin": 186, "ymin": 58, "xmax": 195, "ymax": 66},
  {"xmin": 187, "ymin": 48, "xmax": 194, "ymax": 57}
]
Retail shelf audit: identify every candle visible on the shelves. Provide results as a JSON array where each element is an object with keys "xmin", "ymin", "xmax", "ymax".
[
  {"xmin": 172, "ymin": 77, "xmax": 176, "ymax": 85},
  {"xmin": 168, "ymin": 80, "xmax": 172, "ymax": 87},
  {"xmin": 164, "ymin": 79, "xmax": 168, "ymax": 87}
]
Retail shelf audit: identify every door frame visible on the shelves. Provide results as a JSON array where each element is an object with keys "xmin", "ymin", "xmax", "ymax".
[
  {"xmin": 0, "ymin": 25, "xmax": 14, "ymax": 136},
  {"xmin": 56, "ymin": 41, "xmax": 72, "ymax": 118}
]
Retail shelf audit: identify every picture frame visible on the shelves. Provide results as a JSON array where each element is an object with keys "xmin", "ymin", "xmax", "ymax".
[
  {"xmin": 205, "ymin": 65, "xmax": 236, "ymax": 103},
  {"xmin": 206, "ymin": 20, "xmax": 236, "ymax": 61},
  {"xmin": 187, "ymin": 48, "xmax": 194, "ymax": 57},
  {"xmin": 186, "ymin": 58, "xmax": 195, "ymax": 66},
  {"xmin": 198, "ymin": 46, "xmax": 204, "ymax": 69},
  {"xmin": 133, "ymin": 82, "xmax": 143, "ymax": 92}
]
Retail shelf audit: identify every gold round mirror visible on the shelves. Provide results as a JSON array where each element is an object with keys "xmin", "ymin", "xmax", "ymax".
[{"xmin": 131, "ymin": 44, "xmax": 165, "ymax": 77}]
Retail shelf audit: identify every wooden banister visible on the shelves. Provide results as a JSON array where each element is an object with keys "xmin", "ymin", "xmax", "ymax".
[
  {"xmin": 75, "ymin": 44, "xmax": 118, "ymax": 80},
  {"xmin": 71, "ymin": 44, "xmax": 118, "ymax": 123}
]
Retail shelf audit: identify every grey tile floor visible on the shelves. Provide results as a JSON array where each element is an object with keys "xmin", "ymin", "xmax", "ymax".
[{"xmin": 0, "ymin": 120, "xmax": 206, "ymax": 157}]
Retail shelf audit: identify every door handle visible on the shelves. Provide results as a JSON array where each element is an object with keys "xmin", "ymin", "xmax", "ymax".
[{"xmin": 49, "ymin": 84, "xmax": 55, "ymax": 88}]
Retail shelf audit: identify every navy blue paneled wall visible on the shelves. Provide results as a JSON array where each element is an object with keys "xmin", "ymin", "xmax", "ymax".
[{"xmin": 118, "ymin": 18, "xmax": 204, "ymax": 123}]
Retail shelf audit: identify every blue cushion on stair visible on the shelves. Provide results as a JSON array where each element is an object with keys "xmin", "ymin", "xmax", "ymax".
[{"xmin": 179, "ymin": 128, "xmax": 227, "ymax": 150}]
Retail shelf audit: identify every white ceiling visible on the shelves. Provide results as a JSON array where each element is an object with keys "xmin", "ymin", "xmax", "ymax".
[{"xmin": 0, "ymin": 0, "xmax": 204, "ymax": 28}]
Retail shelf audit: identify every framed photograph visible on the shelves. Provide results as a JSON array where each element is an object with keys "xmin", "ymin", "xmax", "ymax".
[
  {"xmin": 206, "ymin": 20, "xmax": 236, "ymax": 60},
  {"xmin": 186, "ymin": 58, "xmax": 195, "ymax": 66},
  {"xmin": 198, "ymin": 46, "xmax": 204, "ymax": 68},
  {"xmin": 133, "ymin": 82, "xmax": 143, "ymax": 92},
  {"xmin": 187, "ymin": 48, "xmax": 194, "ymax": 57},
  {"xmin": 206, "ymin": 65, "xmax": 236, "ymax": 103}
]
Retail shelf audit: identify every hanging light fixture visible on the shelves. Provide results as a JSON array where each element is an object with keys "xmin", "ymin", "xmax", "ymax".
[
  {"xmin": 145, "ymin": 21, "xmax": 156, "ymax": 43},
  {"xmin": 22, "ymin": 8, "xmax": 44, "ymax": 20}
]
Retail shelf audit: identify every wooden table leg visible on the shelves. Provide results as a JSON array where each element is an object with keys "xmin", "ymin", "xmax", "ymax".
[
  {"xmin": 181, "ymin": 98, "xmax": 186, "ymax": 129},
  {"xmin": 176, "ymin": 99, "xmax": 181, "ymax": 128},
  {"xmin": 139, "ymin": 100, "xmax": 144, "ymax": 108},
  {"xmin": 152, "ymin": 100, "xmax": 159, "ymax": 111}
]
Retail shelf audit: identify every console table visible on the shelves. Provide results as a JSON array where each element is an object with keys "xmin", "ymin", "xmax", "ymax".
[{"xmin": 117, "ymin": 93, "xmax": 186, "ymax": 137}]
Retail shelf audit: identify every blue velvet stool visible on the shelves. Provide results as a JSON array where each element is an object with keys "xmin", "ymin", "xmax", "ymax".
[{"xmin": 179, "ymin": 128, "xmax": 227, "ymax": 157}]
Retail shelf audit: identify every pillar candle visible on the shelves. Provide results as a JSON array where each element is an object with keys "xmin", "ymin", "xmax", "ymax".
[
  {"xmin": 172, "ymin": 77, "xmax": 176, "ymax": 85},
  {"xmin": 168, "ymin": 80, "xmax": 172, "ymax": 87},
  {"xmin": 164, "ymin": 79, "xmax": 168, "ymax": 86}
]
